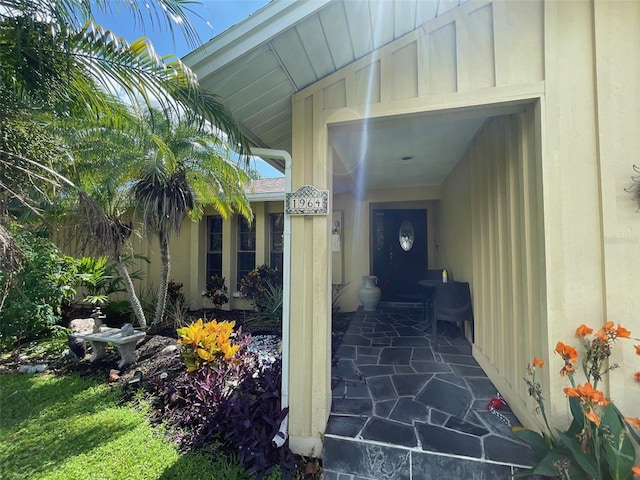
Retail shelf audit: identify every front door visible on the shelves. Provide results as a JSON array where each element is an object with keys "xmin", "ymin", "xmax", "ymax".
[{"xmin": 371, "ymin": 209, "xmax": 428, "ymax": 302}]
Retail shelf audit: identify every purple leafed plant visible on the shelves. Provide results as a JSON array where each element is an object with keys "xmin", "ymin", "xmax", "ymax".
[{"xmin": 153, "ymin": 340, "xmax": 297, "ymax": 478}]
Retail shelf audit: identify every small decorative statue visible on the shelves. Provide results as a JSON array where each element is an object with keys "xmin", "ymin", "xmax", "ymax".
[{"xmin": 120, "ymin": 323, "xmax": 135, "ymax": 337}]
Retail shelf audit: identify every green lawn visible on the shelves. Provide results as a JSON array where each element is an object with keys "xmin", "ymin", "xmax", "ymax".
[{"xmin": 0, "ymin": 373, "xmax": 278, "ymax": 480}]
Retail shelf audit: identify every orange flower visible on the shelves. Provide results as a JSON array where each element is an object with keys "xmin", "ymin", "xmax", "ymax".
[
  {"xmin": 560, "ymin": 364, "xmax": 575, "ymax": 376},
  {"xmin": 563, "ymin": 382, "xmax": 609, "ymax": 405},
  {"xmin": 533, "ymin": 356, "xmax": 544, "ymax": 368},
  {"xmin": 603, "ymin": 321, "xmax": 615, "ymax": 331},
  {"xmin": 634, "ymin": 344, "xmax": 640, "ymax": 356},
  {"xmin": 555, "ymin": 341, "xmax": 578, "ymax": 364},
  {"xmin": 632, "ymin": 465, "xmax": 640, "ymax": 477},
  {"xmin": 636, "ymin": 372, "xmax": 640, "ymax": 382},
  {"xmin": 625, "ymin": 417, "xmax": 640, "ymax": 429},
  {"xmin": 576, "ymin": 324, "xmax": 593, "ymax": 337},
  {"xmin": 616, "ymin": 325, "xmax": 631, "ymax": 338},
  {"xmin": 584, "ymin": 408, "xmax": 602, "ymax": 426}
]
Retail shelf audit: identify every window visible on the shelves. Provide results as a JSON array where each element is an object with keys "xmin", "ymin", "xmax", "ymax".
[
  {"xmin": 270, "ymin": 213, "xmax": 284, "ymax": 275},
  {"xmin": 237, "ymin": 217, "xmax": 255, "ymax": 289},
  {"xmin": 206, "ymin": 216, "xmax": 223, "ymax": 280}
]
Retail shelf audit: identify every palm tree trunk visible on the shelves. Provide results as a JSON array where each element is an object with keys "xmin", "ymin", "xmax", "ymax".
[
  {"xmin": 153, "ymin": 229, "xmax": 170, "ymax": 326},
  {"xmin": 116, "ymin": 257, "xmax": 147, "ymax": 329}
]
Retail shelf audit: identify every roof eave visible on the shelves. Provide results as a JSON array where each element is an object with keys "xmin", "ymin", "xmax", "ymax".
[{"xmin": 184, "ymin": 0, "xmax": 333, "ymax": 83}]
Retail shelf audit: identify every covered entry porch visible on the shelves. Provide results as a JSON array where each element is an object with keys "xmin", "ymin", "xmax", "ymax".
[{"xmin": 324, "ymin": 307, "xmax": 534, "ymax": 479}]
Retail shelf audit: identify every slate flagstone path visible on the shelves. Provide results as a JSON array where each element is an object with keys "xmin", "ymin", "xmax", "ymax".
[{"xmin": 323, "ymin": 307, "xmax": 537, "ymax": 480}]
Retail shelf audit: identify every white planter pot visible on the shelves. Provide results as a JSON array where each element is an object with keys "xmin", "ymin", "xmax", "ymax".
[{"xmin": 359, "ymin": 275, "xmax": 381, "ymax": 311}]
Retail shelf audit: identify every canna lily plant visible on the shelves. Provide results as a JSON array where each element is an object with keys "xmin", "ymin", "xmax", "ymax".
[
  {"xmin": 176, "ymin": 318, "xmax": 241, "ymax": 372},
  {"xmin": 514, "ymin": 322, "xmax": 640, "ymax": 479}
]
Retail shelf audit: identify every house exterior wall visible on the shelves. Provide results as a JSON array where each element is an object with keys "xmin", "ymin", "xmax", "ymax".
[
  {"xmin": 289, "ymin": 0, "xmax": 639, "ymax": 454},
  {"xmin": 111, "ymin": 200, "xmax": 283, "ymax": 314}
]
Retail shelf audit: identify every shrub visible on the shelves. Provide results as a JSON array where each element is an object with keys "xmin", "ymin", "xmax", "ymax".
[
  {"xmin": 203, "ymin": 275, "xmax": 229, "ymax": 307},
  {"xmin": 176, "ymin": 318, "xmax": 241, "ymax": 372},
  {"xmin": 157, "ymin": 318, "xmax": 296, "ymax": 477},
  {"xmin": 246, "ymin": 281, "xmax": 282, "ymax": 333},
  {"xmin": 0, "ymin": 224, "xmax": 76, "ymax": 347},
  {"xmin": 240, "ymin": 265, "xmax": 281, "ymax": 311}
]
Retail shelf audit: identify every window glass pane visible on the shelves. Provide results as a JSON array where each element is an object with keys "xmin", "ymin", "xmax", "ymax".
[
  {"xmin": 237, "ymin": 217, "xmax": 256, "ymax": 289},
  {"xmin": 207, "ymin": 216, "xmax": 223, "ymax": 279},
  {"xmin": 271, "ymin": 213, "xmax": 284, "ymax": 253},
  {"xmin": 238, "ymin": 217, "xmax": 255, "ymax": 251}
]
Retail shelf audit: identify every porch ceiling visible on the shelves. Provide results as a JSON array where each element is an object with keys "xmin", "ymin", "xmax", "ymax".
[{"xmin": 184, "ymin": 0, "xmax": 470, "ymax": 173}]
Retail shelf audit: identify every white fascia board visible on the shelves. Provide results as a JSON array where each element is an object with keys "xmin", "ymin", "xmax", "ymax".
[
  {"xmin": 247, "ymin": 193, "xmax": 285, "ymax": 202},
  {"xmin": 184, "ymin": 0, "xmax": 333, "ymax": 81}
]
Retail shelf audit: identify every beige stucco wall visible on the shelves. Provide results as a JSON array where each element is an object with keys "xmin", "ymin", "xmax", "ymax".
[{"xmin": 288, "ymin": 0, "xmax": 639, "ymax": 454}]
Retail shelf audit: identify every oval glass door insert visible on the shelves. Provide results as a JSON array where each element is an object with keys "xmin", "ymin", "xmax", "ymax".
[{"xmin": 398, "ymin": 221, "xmax": 414, "ymax": 251}]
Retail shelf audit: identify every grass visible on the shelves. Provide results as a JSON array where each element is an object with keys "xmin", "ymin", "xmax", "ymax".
[{"xmin": 0, "ymin": 372, "xmax": 280, "ymax": 480}]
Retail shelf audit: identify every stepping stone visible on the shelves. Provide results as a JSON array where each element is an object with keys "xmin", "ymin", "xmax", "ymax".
[
  {"xmin": 440, "ymin": 353, "xmax": 480, "ymax": 366},
  {"xmin": 357, "ymin": 365, "xmax": 395, "ymax": 376},
  {"xmin": 416, "ymin": 378, "xmax": 472, "ymax": 417},
  {"xmin": 344, "ymin": 380, "xmax": 370, "ymax": 398},
  {"xmin": 334, "ymin": 359, "xmax": 360, "ymax": 381},
  {"xmin": 374, "ymin": 399, "xmax": 397, "ymax": 417},
  {"xmin": 417, "ymin": 423, "xmax": 482, "ymax": 458},
  {"xmin": 411, "ymin": 361, "xmax": 452, "ymax": 373},
  {"xmin": 325, "ymin": 415, "xmax": 367, "ymax": 437},
  {"xmin": 379, "ymin": 347, "xmax": 413, "ymax": 365},
  {"xmin": 368, "ymin": 376, "xmax": 397, "ymax": 401},
  {"xmin": 411, "ymin": 347, "xmax": 435, "ymax": 361},
  {"xmin": 391, "ymin": 374, "xmax": 432, "ymax": 396},
  {"xmin": 466, "ymin": 377, "xmax": 498, "ymax": 398},
  {"xmin": 449, "ymin": 364, "xmax": 487, "ymax": 377},
  {"xmin": 389, "ymin": 398, "xmax": 429, "ymax": 425},
  {"xmin": 342, "ymin": 334, "xmax": 372, "ymax": 346},
  {"xmin": 332, "ymin": 398, "xmax": 372, "ymax": 416},
  {"xmin": 361, "ymin": 418, "xmax": 417, "ymax": 447},
  {"xmin": 445, "ymin": 416, "xmax": 489, "ymax": 436},
  {"xmin": 483, "ymin": 434, "xmax": 536, "ymax": 466}
]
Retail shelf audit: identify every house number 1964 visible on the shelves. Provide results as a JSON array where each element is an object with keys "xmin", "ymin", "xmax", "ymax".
[
  {"xmin": 290, "ymin": 197, "xmax": 322, "ymax": 209},
  {"xmin": 285, "ymin": 185, "xmax": 329, "ymax": 215}
]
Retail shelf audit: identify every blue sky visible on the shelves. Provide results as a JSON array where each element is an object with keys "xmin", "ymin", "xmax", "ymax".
[{"xmin": 93, "ymin": 0, "xmax": 281, "ymax": 177}]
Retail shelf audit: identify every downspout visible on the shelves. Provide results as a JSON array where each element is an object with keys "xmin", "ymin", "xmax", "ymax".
[{"xmin": 250, "ymin": 148, "xmax": 292, "ymax": 448}]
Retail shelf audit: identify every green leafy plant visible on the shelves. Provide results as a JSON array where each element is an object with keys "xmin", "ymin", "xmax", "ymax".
[
  {"xmin": 246, "ymin": 281, "xmax": 283, "ymax": 333},
  {"xmin": 203, "ymin": 275, "xmax": 229, "ymax": 307},
  {"xmin": 176, "ymin": 318, "xmax": 241, "ymax": 372},
  {"xmin": 514, "ymin": 322, "xmax": 640, "ymax": 479},
  {"xmin": 239, "ymin": 264, "xmax": 281, "ymax": 311},
  {"xmin": 0, "ymin": 224, "xmax": 77, "ymax": 347}
]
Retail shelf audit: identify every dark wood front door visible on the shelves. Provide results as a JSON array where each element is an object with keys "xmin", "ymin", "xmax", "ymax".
[{"xmin": 371, "ymin": 209, "xmax": 428, "ymax": 302}]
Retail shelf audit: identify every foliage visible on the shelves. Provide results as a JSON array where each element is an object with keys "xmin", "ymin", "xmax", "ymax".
[
  {"xmin": 177, "ymin": 318, "xmax": 241, "ymax": 373},
  {"xmin": 332, "ymin": 283, "xmax": 350, "ymax": 315},
  {"xmin": 240, "ymin": 265, "xmax": 282, "ymax": 311},
  {"xmin": 131, "ymin": 108, "xmax": 253, "ymax": 326},
  {"xmin": 0, "ymin": 372, "xmax": 252, "ymax": 480},
  {"xmin": 0, "ymin": 224, "xmax": 76, "ymax": 347},
  {"xmin": 203, "ymin": 275, "xmax": 229, "ymax": 307},
  {"xmin": 155, "ymin": 343, "xmax": 296, "ymax": 478},
  {"xmin": 514, "ymin": 322, "xmax": 640, "ymax": 479},
  {"xmin": 246, "ymin": 281, "xmax": 283, "ymax": 333},
  {"xmin": 624, "ymin": 164, "xmax": 640, "ymax": 212}
]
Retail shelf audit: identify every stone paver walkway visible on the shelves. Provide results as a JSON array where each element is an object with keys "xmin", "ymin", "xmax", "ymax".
[{"xmin": 323, "ymin": 306, "xmax": 535, "ymax": 480}]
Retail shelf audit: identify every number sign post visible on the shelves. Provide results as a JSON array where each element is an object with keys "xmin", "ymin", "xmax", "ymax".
[{"xmin": 285, "ymin": 185, "xmax": 329, "ymax": 215}]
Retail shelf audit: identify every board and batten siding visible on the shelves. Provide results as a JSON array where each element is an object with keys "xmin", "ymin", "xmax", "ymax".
[{"xmin": 289, "ymin": 0, "xmax": 548, "ymax": 452}]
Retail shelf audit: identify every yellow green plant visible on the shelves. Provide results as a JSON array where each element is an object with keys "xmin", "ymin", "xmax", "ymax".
[
  {"xmin": 515, "ymin": 322, "xmax": 640, "ymax": 479},
  {"xmin": 177, "ymin": 318, "xmax": 240, "ymax": 372}
]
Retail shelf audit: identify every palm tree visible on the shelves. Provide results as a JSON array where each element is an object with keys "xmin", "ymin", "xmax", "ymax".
[
  {"xmin": 1, "ymin": 0, "xmax": 253, "ymax": 324},
  {"xmin": 1, "ymin": 0, "xmax": 251, "ymax": 255},
  {"xmin": 133, "ymin": 109, "xmax": 253, "ymax": 326}
]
